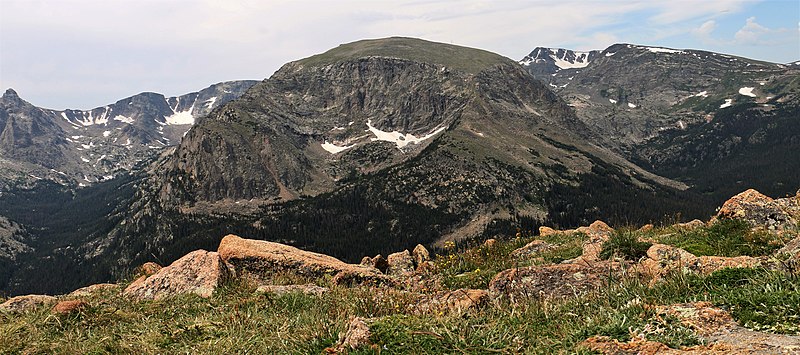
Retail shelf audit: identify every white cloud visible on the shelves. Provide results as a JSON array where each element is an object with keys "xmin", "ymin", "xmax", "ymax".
[
  {"xmin": 734, "ymin": 17, "xmax": 772, "ymax": 44},
  {"xmin": 0, "ymin": 0, "xmax": 794, "ymax": 109},
  {"xmin": 693, "ymin": 20, "xmax": 717, "ymax": 38}
]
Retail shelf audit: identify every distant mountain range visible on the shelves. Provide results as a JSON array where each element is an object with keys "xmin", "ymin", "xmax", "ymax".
[
  {"xmin": 0, "ymin": 38, "xmax": 797, "ymax": 296},
  {"xmin": 0, "ymin": 81, "xmax": 257, "ymax": 188},
  {"xmin": 520, "ymin": 43, "xmax": 800, "ymax": 200}
]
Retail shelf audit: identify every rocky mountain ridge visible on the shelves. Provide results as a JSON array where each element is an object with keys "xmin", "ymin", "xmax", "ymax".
[
  {"xmin": 0, "ymin": 80, "xmax": 257, "ymax": 187},
  {"xmin": 519, "ymin": 47, "xmax": 601, "ymax": 76},
  {"xmin": 520, "ymin": 42, "xmax": 800, "ymax": 201}
]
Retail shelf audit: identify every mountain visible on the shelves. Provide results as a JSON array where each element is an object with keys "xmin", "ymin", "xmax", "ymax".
[
  {"xmin": 520, "ymin": 43, "xmax": 800, "ymax": 201},
  {"xmin": 1, "ymin": 37, "xmax": 705, "ymax": 296},
  {"xmin": 0, "ymin": 81, "xmax": 257, "ymax": 188},
  {"xmin": 519, "ymin": 47, "xmax": 601, "ymax": 77}
]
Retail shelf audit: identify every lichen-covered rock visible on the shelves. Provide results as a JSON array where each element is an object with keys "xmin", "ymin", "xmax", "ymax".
[
  {"xmin": 510, "ymin": 240, "xmax": 553, "ymax": 258},
  {"xmin": 137, "ymin": 262, "xmax": 162, "ymax": 277},
  {"xmin": 412, "ymin": 244, "xmax": 430, "ymax": 267},
  {"xmin": 538, "ymin": 226, "xmax": 558, "ymax": 237},
  {"xmin": 386, "ymin": 250, "xmax": 415, "ymax": 275},
  {"xmin": 415, "ymin": 289, "xmax": 489, "ymax": 314},
  {"xmin": 68, "ymin": 283, "xmax": 119, "ymax": 298},
  {"xmin": 218, "ymin": 235, "xmax": 386, "ymax": 286},
  {"xmin": 715, "ymin": 189, "xmax": 798, "ymax": 231},
  {"xmin": 584, "ymin": 302, "xmax": 800, "ymax": 354},
  {"xmin": 489, "ymin": 262, "xmax": 625, "ymax": 301},
  {"xmin": 329, "ymin": 317, "xmax": 372, "ymax": 353},
  {"xmin": 123, "ymin": 250, "xmax": 233, "ymax": 300},
  {"xmin": 0, "ymin": 294, "xmax": 57, "ymax": 313},
  {"xmin": 360, "ymin": 254, "xmax": 389, "ymax": 274},
  {"xmin": 639, "ymin": 244, "xmax": 762, "ymax": 279},
  {"xmin": 674, "ymin": 219, "xmax": 705, "ymax": 230}
]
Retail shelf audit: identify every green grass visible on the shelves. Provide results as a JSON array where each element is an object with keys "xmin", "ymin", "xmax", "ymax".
[
  {"xmin": 434, "ymin": 232, "xmax": 587, "ymax": 290},
  {"xmin": 296, "ymin": 37, "xmax": 512, "ymax": 74},
  {"xmin": 2, "ymin": 230, "xmax": 798, "ymax": 353},
  {"xmin": 657, "ymin": 219, "xmax": 790, "ymax": 257},
  {"xmin": 600, "ymin": 229, "xmax": 652, "ymax": 261}
]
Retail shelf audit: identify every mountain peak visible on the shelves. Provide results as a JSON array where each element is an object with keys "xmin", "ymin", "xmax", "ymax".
[
  {"xmin": 519, "ymin": 47, "xmax": 601, "ymax": 75},
  {"xmin": 2, "ymin": 88, "xmax": 20, "ymax": 101},
  {"xmin": 295, "ymin": 37, "xmax": 512, "ymax": 74}
]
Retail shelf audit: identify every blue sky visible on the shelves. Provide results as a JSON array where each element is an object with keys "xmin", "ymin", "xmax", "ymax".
[{"xmin": 1, "ymin": 0, "xmax": 798, "ymax": 110}]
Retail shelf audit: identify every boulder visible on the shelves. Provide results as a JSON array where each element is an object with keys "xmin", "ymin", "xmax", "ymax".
[
  {"xmin": 123, "ymin": 250, "xmax": 233, "ymax": 300},
  {"xmin": 510, "ymin": 240, "xmax": 553, "ymax": 259},
  {"xmin": 777, "ymin": 234, "xmax": 800, "ymax": 262},
  {"xmin": 639, "ymin": 244, "xmax": 762, "ymax": 279},
  {"xmin": 412, "ymin": 244, "xmax": 430, "ymax": 267},
  {"xmin": 218, "ymin": 235, "xmax": 387, "ymax": 286},
  {"xmin": 68, "ymin": 283, "xmax": 119, "ymax": 298},
  {"xmin": 386, "ymin": 250, "xmax": 415, "ymax": 275},
  {"xmin": 415, "ymin": 289, "xmax": 489, "ymax": 314},
  {"xmin": 137, "ymin": 262, "xmax": 162, "ymax": 276},
  {"xmin": 51, "ymin": 299, "xmax": 88, "ymax": 315},
  {"xmin": 256, "ymin": 284, "xmax": 328, "ymax": 297},
  {"xmin": 576, "ymin": 220, "xmax": 614, "ymax": 237},
  {"xmin": 538, "ymin": 226, "xmax": 558, "ymax": 237},
  {"xmin": 489, "ymin": 262, "xmax": 624, "ymax": 302},
  {"xmin": 483, "ymin": 238, "xmax": 497, "ymax": 248},
  {"xmin": 693, "ymin": 255, "xmax": 761, "ymax": 275},
  {"xmin": 572, "ymin": 220, "xmax": 615, "ymax": 262},
  {"xmin": 328, "ymin": 317, "xmax": 372, "ymax": 353},
  {"xmin": 673, "ymin": 219, "xmax": 705, "ymax": 230},
  {"xmin": 0, "ymin": 294, "xmax": 57, "ymax": 313},
  {"xmin": 637, "ymin": 224, "xmax": 654, "ymax": 233},
  {"xmin": 584, "ymin": 302, "xmax": 800, "ymax": 354},
  {"xmin": 715, "ymin": 189, "xmax": 798, "ymax": 231}
]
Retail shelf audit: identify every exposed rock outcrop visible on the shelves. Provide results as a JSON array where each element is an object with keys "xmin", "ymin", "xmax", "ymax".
[
  {"xmin": 218, "ymin": 235, "xmax": 388, "ymax": 286},
  {"xmin": 328, "ymin": 317, "xmax": 373, "ymax": 353},
  {"xmin": 510, "ymin": 240, "xmax": 553, "ymax": 258},
  {"xmin": 412, "ymin": 244, "xmax": 431, "ymax": 267},
  {"xmin": 386, "ymin": 250, "xmax": 415, "ymax": 276},
  {"xmin": 0, "ymin": 294, "xmax": 57, "ymax": 313},
  {"xmin": 638, "ymin": 244, "xmax": 762, "ymax": 280},
  {"xmin": 68, "ymin": 283, "xmax": 119, "ymax": 298},
  {"xmin": 414, "ymin": 289, "xmax": 489, "ymax": 314},
  {"xmin": 123, "ymin": 250, "xmax": 233, "ymax": 300},
  {"xmin": 489, "ymin": 262, "xmax": 625, "ymax": 301},
  {"xmin": 715, "ymin": 189, "xmax": 799, "ymax": 231},
  {"xmin": 584, "ymin": 302, "xmax": 800, "ymax": 354}
]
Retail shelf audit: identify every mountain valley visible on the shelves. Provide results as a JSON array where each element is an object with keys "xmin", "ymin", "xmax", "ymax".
[{"xmin": 0, "ymin": 37, "xmax": 797, "ymax": 297}]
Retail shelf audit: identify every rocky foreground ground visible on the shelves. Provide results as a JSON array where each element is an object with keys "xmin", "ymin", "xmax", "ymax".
[{"xmin": 1, "ymin": 188, "xmax": 799, "ymax": 353}]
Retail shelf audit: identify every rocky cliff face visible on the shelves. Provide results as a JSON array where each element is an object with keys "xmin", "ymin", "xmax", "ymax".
[{"xmin": 0, "ymin": 81, "xmax": 257, "ymax": 187}]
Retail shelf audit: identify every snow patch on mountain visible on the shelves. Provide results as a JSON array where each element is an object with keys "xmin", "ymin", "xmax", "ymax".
[
  {"xmin": 738, "ymin": 87, "xmax": 756, "ymax": 97},
  {"xmin": 113, "ymin": 115, "xmax": 134, "ymax": 124},
  {"xmin": 632, "ymin": 45, "xmax": 684, "ymax": 54},
  {"xmin": 719, "ymin": 99, "xmax": 733, "ymax": 108},
  {"xmin": 321, "ymin": 141, "xmax": 355, "ymax": 154},
  {"xmin": 366, "ymin": 120, "xmax": 447, "ymax": 149}
]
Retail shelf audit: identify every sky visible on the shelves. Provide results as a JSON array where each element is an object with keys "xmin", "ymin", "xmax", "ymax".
[{"xmin": 1, "ymin": 0, "xmax": 798, "ymax": 110}]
